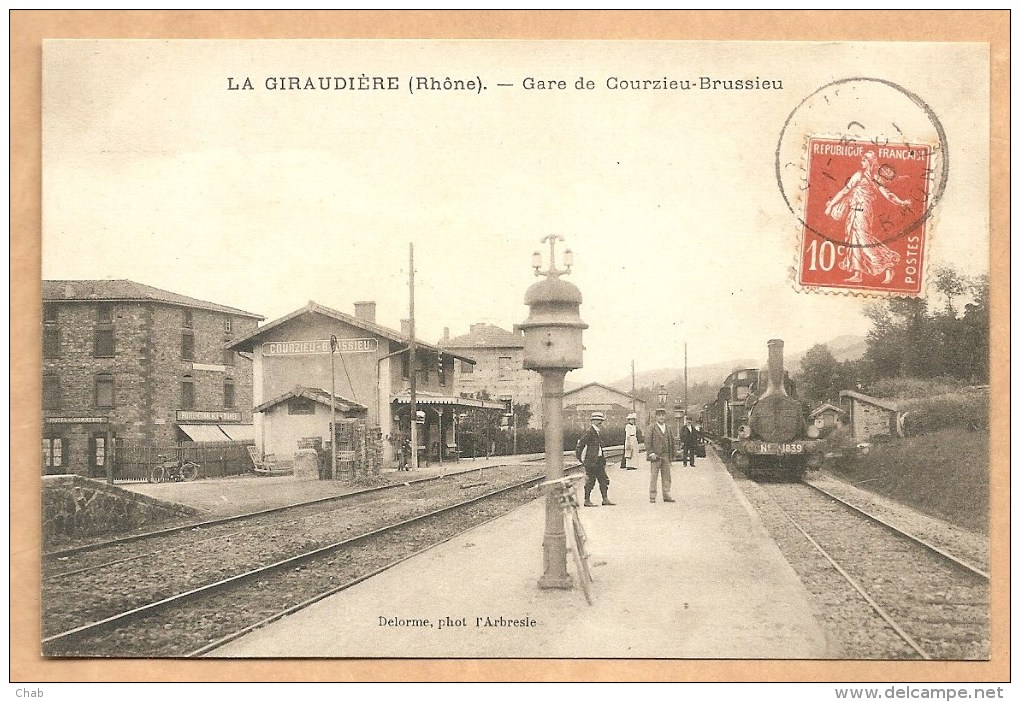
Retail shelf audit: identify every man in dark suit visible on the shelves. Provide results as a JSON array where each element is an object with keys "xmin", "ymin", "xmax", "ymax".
[
  {"xmin": 578, "ymin": 411, "xmax": 614, "ymax": 507},
  {"xmin": 680, "ymin": 416, "xmax": 701, "ymax": 466},
  {"xmin": 646, "ymin": 407, "xmax": 675, "ymax": 503}
]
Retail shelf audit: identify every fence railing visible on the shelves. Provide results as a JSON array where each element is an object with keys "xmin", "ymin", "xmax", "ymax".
[{"xmin": 114, "ymin": 439, "xmax": 255, "ymax": 482}]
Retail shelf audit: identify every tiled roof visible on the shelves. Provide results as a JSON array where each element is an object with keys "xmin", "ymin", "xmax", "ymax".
[
  {"xmin": 809, "ymin": 403, "xmax": 845, "ymax": 418},
  {"xmin": 226, "ymin": 301, "xmax": 476, "ymax": 363},
  {"xmin": 253, "ymin": 386, "xmax": 367, "ymax": 414},
  {"xmin": 839, "ymin": 390, "xmax": 899, "ymax": 412},
  {"xmin": 564, "ymin": 382, "xmax": 646, "ymax": 404},
  {"xmin": 42, "ymin": 279, "xmax": 264, "ymax": 319},
  {"xmin": 442, "ymin": 323, "xmax": 524, "ymax": 349}
]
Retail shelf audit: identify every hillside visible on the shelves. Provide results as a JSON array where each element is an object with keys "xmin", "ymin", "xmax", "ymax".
[{"xmin": 611, "ymin": 334, "xmax": 867, "ymax": 392}]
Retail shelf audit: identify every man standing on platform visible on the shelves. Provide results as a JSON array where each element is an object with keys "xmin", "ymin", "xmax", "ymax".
[
  {"xmin": 646, "ymin": 408, "xmax": 675, "ymax": 503},
  {"xmin": 578, "ymin": 411, "xmax": 614, "ymax": 507},
  {"xmin": 680, "ymin": 416, "xmax": 700, "ymax": 467}
]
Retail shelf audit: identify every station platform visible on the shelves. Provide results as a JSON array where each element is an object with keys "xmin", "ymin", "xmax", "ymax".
[
  {"xmin": 121, "ymin": 453, "xmax": 544, "ymax": 518},
  {"xmin": 211, "ymin": 448, "xmax": 833, "ymax": 659}
]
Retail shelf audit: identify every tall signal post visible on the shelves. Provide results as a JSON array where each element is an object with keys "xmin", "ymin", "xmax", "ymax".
[
  {"xmin": 409, "ymin": 244, "xmax": 418, "ymax": 472},
  {"xmin": 684, "ymin": 342, "xmax": 689, "ymax": 416}
]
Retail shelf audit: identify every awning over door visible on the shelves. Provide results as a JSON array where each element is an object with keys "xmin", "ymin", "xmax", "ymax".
[
  {"xmin": 178, "ymin": 424, "xmax": 231, "ymax": 442},
  {"xmin": 218, "ymin": 424, "xmax": 254, "ymax": 442},
  {"xmin": 391, "ymin": 391, "xmax": 505, "ymax": 410}
]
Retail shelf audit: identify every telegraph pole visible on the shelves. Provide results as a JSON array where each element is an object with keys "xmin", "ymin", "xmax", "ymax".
[
  {"xmin": 330, "ymin": 335, "xmax": 338, "ymax": 479},
  {"xmin": 409, "ymin": 244, "xmax": 418, "ymax": 471},
  {"xmin": 684, "ymin": 342, "xmax": 688, "ymax": 416},
  {"xmin": 631, "ymin": 359, "xmax": 636, "ymax": 411}
]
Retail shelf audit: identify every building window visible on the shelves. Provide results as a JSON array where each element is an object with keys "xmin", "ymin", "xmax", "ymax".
[
  {"xmin": 223, "ymin": 348, "xmax": 235, "ymax": 366},
  {"xmin": 94, "ymin": 328, "xmax": 115, "ymax": 357},
  {"xmin": 43, "ymin": 304, "xmax": 61, "ymax": 357},
  {"xmin": 182, "ymin": 330, "xmax": 195, "ymax": 361},
  {"xmin": 97, "ymin": 303, "xmax": 113, "ymax": 324},
  {"xmin": 401, "ymin": 354, "xmax": 410, "ymax": 380},
  {"xmin": 498, "ymin": 356, "xmax": 513, "ymax": 379},
  {"xmin": 438, "ymin": 357, "xmax": 448, "ymax": 386},
  {"xmin": 183, "ymin": 309, "xmax": 193, "ymax": 328},
  {"xmin": 181, "ymin": 375, "xmax": 195, "ymax": 409},
  {"xmin": 460, "ymin": 360, "xmax": 474, "ymax": 374},
  {"xmin": 223, "ymin": 317, "xmax": 232, "ymax": 334},
  {"xmin": 224, "ymin": 377, "xmax": 235, "ymax": 408},
  {"xmin": 288, "ymin": 397, "xmax": 315, "ymax": 415},
  {"xmin": 42, "ymin": 437, "xmax": 66, "ymax": 470},
  {"xmin": 43, "ymin": 374, "xmax": 61, "ymax": 409},
  {"xmin": 90, "ymin": 435, "xmax": 107, "ymax": 469},
  {"xmin": 95, "ymin": 373, "xmax": 114, "ymax": 408},
  {"xmin": 43, "ymin": 326, "xmax": 60, "ymax": 358},
  {"xmin": 95, "ymin": 303, "xmax": 115, "ymax": 357}
]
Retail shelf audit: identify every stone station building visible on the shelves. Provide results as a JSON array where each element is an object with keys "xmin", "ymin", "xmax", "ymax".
[{"xmin": 41, "ymin": 280, "xmax": 263, "ymax": 478}]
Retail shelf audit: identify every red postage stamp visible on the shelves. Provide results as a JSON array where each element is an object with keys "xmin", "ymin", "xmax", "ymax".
[{"xmin": 799, "ymin": 137, "xmax": 932, "ymax": 295}]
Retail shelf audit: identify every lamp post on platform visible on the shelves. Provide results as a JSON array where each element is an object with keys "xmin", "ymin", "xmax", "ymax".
[
  {"xmin": 519, "ymin": 235, "xmax": 587, "ymax": 590},
  {"xmin": 657, "ymin": 384, "xmax": 668, "ymax": 408}
]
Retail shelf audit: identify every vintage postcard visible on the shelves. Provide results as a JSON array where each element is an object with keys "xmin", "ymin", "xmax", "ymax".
[{"xmin": 14, "ymin": 13, "xmax": 1006, "ymax": 688}]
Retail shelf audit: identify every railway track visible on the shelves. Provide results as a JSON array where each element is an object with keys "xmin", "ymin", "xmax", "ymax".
[
  {"xmin": 758, "ymin": 480, "xmax": 988, "ymax": 660},
  {"xmin": 43, "ymin": 451, "xmax": 619, "ymax": 658},
  {"xmin": 44, "ymin": 453, "xmax": 556, "ymax": 562}
]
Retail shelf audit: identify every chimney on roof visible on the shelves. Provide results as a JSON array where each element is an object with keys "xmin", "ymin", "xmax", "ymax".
[
  {"xmin": 354, "ymin": 301, "xmax": 376, "ymax": 324},
  {"xmin": 400, "ymin": 318, "xmax": 411, "ymax": 336},
  {"xmin": 470, "ymin": 322, "xmax": 484, "ymax": 333},
  {"xmin": 443, "ymin": 327, "xmax": 450, "ymax": 341}
]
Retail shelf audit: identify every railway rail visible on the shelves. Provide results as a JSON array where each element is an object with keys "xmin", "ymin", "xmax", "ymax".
[
  {"xmin": 758, "ymin": 480, "xmax": 988, "ymax": 660},
  {"xmin": 44, "ymin": 452, "xmax": 562, "ymax": 561},
  {"xmin": 801, "ymin": 478, "xmax": 988, "ymax": 580},
  {"xmin": 43, "ymin": 450, "xmax": 620, "ymax": 658}
]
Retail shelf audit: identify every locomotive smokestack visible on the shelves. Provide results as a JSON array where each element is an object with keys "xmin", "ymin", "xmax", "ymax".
[{"xmin": 764, "ymin": 338, "xmax": 788, "ymax": 397}]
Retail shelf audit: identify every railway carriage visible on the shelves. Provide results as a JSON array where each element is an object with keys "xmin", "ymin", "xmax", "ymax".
[{"xmin": 702, "ymin": 367, "xmax": 760, "ymax": 451}]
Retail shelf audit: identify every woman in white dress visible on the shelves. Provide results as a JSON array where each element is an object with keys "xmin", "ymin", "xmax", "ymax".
[{"xmin": 621, "ymin": 412, "xmax": 640, "ymax": 470}]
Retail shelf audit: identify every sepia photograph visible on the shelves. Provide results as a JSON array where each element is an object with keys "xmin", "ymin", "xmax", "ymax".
[{"xmin": 12, "ymin": 10, "xmax": 1008, "ymax": 688}]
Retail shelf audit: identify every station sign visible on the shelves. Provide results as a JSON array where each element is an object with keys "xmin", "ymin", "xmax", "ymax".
[
  {"xmin": 45, "ymin": 417, "xmax": 108, "ymax": 424},
  {"xmin": 177, "ymin": 410, "xmax": 242, "ymax": 423},
  {"xmin": 263, "ymin": 338, "xmax": 379, "ymax": 356}
]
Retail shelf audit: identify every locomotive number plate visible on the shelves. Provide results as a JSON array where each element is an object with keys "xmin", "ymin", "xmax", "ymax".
[{"xmin": 754, "ymin": 442, "xmax": 804, "ymax": 455}]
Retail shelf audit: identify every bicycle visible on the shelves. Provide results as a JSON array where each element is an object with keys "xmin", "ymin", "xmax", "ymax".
[
  {"xmin": 542, "ymin": 472, "xmax": 595, "ymax": 605},
  {"xmin": 150, "ymin": 454, "xmax": 200, "ymax": 483}
]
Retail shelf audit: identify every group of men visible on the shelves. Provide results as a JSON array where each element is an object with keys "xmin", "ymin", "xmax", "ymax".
[{"xmin": 576, "ymin": 409, "xmax": 704, "ymax": 507}]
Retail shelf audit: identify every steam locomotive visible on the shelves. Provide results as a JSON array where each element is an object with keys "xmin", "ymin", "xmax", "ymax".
[{"xmin": 701, "ymin": 339, "xmax": 824, "ymax": 480}]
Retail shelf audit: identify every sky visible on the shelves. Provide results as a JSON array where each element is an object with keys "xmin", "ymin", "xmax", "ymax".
[{"xmin": 41, "ymin": 40, "xmax": 990, "ymax": 384}]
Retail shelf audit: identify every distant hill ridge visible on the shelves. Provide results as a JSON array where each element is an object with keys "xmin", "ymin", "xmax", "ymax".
[{"xmin": 608, "ymin": 335, "xmax": 867, "ymax": 392}]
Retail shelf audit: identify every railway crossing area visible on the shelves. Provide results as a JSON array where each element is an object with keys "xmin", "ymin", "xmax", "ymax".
[{"xmin": 210, "ymin": 448, "xmax": 830, "ymax": 658}]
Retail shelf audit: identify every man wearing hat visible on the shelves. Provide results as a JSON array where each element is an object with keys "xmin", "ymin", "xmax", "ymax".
[
  {"xmin": 578, "ymin": 411, "xmax": 615, "ymax": 507},
  {"xmin": 646, "ymin": 407, "xmax": 676, "ymax": 503},
  {"xmin": 680, "ymin": 416, "xmax": 701, "ymax": 467},
  {"xmin": 621, "ymin": 412, "xmax": 640, "ymax": 470}
]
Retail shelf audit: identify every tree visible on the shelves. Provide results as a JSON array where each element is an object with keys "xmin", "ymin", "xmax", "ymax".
[
  {"xmin": 796, "ymin": 344, "xmax": 843, "ymax": 403},
  {"xmin": 960, "ymin": 274, "xmax": 990, "ymax": 382},
  {"xmin": 860, "ymin": 266, "xmax": 988, "ymax": 385},
  {"xmin": 934, "ymin": 266, "xmax": 969, "ymax": 317},
  {"xmin": 863, "ymin": 302, "xmax": 907, "ymax": 378},
  {"xmin": 513, "ymin": 402, "xmax": 533, "ymax": 430}
]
